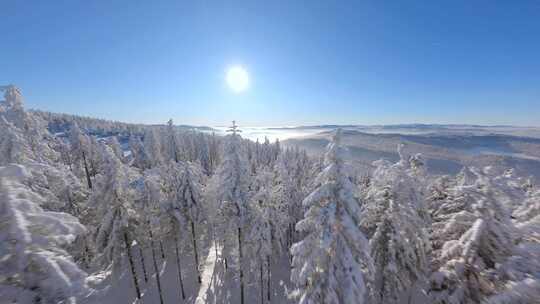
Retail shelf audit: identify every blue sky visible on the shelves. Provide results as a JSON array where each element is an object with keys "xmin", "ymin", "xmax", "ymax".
[{"xmin": 1, "ymin": 1, "xmax": 539, "ymax": 126}]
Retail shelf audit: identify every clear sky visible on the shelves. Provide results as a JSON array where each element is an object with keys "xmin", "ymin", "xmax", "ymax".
[{"xmin": 1, "ymin": 1, "xmax": 539, "ymax": 126}]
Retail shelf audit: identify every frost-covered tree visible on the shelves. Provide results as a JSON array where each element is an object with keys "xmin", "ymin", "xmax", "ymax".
[
  {"xmin": 207, "ymin": 121, "xmax": 250, "ymax": 304},
  {"xmin": 291, "ymin": 129, "xmax": 372, "ymax": 304},
  {"xmin": 136, "ymin": 173, "xmax": 167, "ymax": 303},
  {"xmin": 0, "ymin": 165, "xmax": 89, "ymax": 303},
  {"xmin": 89, "ymin": 145, "xmax": 141, "ymax": 299},
  {"xmin": 128, "ymin": 135, "xmax": 150, "ymax": 169},
  {"xmin": 429, "ymin": 168, "xmax": 518, "ymax": 304},
  {"xmin": 207, "ymin": 132, "xmax": 221, "ymax": 174},
  {"xmin": 0, "ymin": 115, "xmax": 35, "ymax": 165},
  {"xmin": 248, "ymin": 167, "xmax": 279, "ymax": 303},
  {"xmin": 164, "ymin": 119, "xmax": 180, "ymax": 162},
  {"xmin": 69, "ymin": 123, "xmax": 93, "ymax": 189},
  {"xmin": 0, "ymin": 86, "xmax": 57, "ymax": 166},
  {"xmin": 364, "ymin": 154, "xmax": 430, "ymax": 304},
  {"xmin": 160, "ymin": 160, "xmax": 206, "ymax": 284},
  {"xmin": 274, "ymin": 147, "xmax": 311, "ymax": 249},
  {"xmin": 107, "ymin": 136, "xmax": 124, "ymax": 162},
  {"xmin": 143, "ymin": 128, "xmax": 164, "ymax": 167}
]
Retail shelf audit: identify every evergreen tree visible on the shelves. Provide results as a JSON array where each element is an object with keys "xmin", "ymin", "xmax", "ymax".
[
  {"xmin": 0, "ymin": 165, "xmax": 89, "ymax": 303},
  {"xmin": 430, "ymin": 168, "xmax": 518, "ymax": 304},
  {"xmin": 291, "ymin": 129, "xmax": 372, "ymax": 304},
  {"xmin": 89, "ymin": 145, "xmax": 141, "ymax": 299},
  {"xmin": 208, "ymin": 121, "xmax": 250, "ymax": 304},
  {"xmin": 365, "ymin": 153, "xmax": 430, "ymax": 304},
  {"xmin": 161, "ymin": 160, "xmax": 206, "ymax": 284}
]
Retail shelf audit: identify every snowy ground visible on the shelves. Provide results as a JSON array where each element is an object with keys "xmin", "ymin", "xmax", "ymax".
[
  {"xmin": 83, "ymin": 238, "xmax": 293, "ymax": 304},
  {"xmin": 195, "ymin": 243, "xmax": 219, "ymax": 304}
]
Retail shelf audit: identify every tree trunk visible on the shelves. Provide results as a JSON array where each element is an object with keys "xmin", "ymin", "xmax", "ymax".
[
  {"xmin": 159, "ymin": 240, "xmax": 166, "ymax": 259},
  {"xmin": 149, "ymin": 228, "xmax": 164, "ymax": 304},
  {"xmin": 123, "ymin": 232, "xmax": 141, "ymax": 299},
  {"xmin": 82, "ymin": 151, "xmax": 92, "ymax": 189},
  {"xmin": 238, "ymin": 227, "xmax": 245, "ymax": 304},
  {"xmin": 84, "ymin": 243, "xmax": 90, "ymax": 269},
  {"xmin": 174, "ymin": 233, "xmax": 186, "ymax": 300},
  {"xmin": 139, "ymin": 247, "xmax": 148, "ymax": 282},
  {"xmin": 289, "ymin": 223, "xmax": 294, "ymax": 264},
  {"xmin": 260, "ymin": 258, "xmax": 264, "ymax": 304},
  {"xmin": 288, "ymin": 223, "xmax": 292, "ymax": 246},
  {"xmin": 191, "ymin": 220, "xmax": 201, "ymax": 283},
  {"xmin": 267, "ymin": 255, "xmax": 271, "ymax": 302}
]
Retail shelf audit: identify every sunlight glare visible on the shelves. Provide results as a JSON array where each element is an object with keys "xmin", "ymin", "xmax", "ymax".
[{"xmin": 226, "ymin": 66, "xmax": 249, "ymax": 93}]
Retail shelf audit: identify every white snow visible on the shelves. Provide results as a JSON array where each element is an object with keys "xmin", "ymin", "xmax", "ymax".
[{"xmin": 195, "ymin": 243, "xmax": 220, "ymax": 304}]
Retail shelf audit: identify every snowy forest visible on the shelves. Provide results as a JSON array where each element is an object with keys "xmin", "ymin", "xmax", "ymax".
[{"xmin": 1, "ymin": 84, "xmax": 539, "ymax": 304}]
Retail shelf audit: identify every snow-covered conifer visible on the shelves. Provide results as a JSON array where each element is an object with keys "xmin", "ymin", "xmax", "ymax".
[
  {"xmin": 69, "ymin": 123, "xmax": 94, "ymax": 189},
  {"xmin": 107, "ymin": 136, "xmax": 124, "ymax": 162},
  {"xmin": 160, "ymin": 160, "xmax": 206, "ymax": 284},
  {"xmin": 207, "ymin": 121, "xmax": 250, "ymax": 304},
  {"xmin": 0, "ymin": 165, "xmax": 89, "ymax": 303},
  {"xmin": 429, "ymin": 168, "xmax": 518, "ymax": 304},
  {"xmin": 89, "ymin": 146, "xmax": 138, "ymax": 282},
  {"xmin": 128, "ymin": 135, "xmax": 150, "ymax": 169},
  {"xmin": 363, "ymin": 149, "xmax": 430, "ymax": 304},
  {"xmin": 143, "ymin": 128, "xmax": 164, "ymax": 167},
  {"xmin": 291, "ymin": 129, "xmax": 372, "ymax": 304},
  {"xmin": 248, "ymin": 167, "xmax": 279, "ymax": 303}
]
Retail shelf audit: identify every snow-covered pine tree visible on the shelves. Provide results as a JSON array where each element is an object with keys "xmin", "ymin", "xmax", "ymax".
[
  {"xmin": 248, "ymin": 166, "xmax": 279, "ymax": 303},
  {"xmin": 143, "ymin": 128, "xmax": 164, "ymax": 167},
  {"xmin": 429, "ymin": 168, "xmax": 518, "ymax": 304},
  {"xmin": 364, "ymin": 152, "xmax": 430, "ymax": 304},
  {"xmin": 89, "ymin": 145, "xmax": 141, "ymax": 299},
  {"xmin": 208, "ymin": 121, "xmax": 250, "ymax": 304},
  {"xmin": 69, "ymin": 123, "xmax": 94, "ymax": 189},
  {"xmin": 128, "ymin": 134, "xmax": 151, "ymax": 169},
  {"xmin": 0, "ymin": 115, "xmax": 35, "ymax": 165},
  {"xmin": 0, "ymin": 165, "xmax": 89, "ymax": 303},
  {"xmin": 160, "ymin": 160, "xmax": 206, "ymax": 284},
  {"xmin": 291, "ymin": 129, "xmax": 372, "ymax": 304},
  {"xmin": 136, "ymin": 173, "xmax": 167, "ymax": 304},
  {"xmin": 165, "ymin": 119, "xmax": 180, "ymax": 162},
  {"xmin": 274, "ymin": 148, "xmax": 308, "ymax": 250},
  {"xmin": 194, "ymin": 132, "xmax": 212, "ymax": 174},
  {"xmin": 208, "ymin": 132, "xmax": 221, "ymax": 175},
  {"xmin": 107, "ymin": 136, "xmax": 124, "ymax": 162},
  {"xmin": 0, "ymin": 85, "xmax": 57, "ymax": 166}
]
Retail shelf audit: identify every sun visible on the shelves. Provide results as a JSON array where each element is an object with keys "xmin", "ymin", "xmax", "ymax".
[{"xmin": 226, "ymin": 66, "xmax": 249, "ymax": 93}]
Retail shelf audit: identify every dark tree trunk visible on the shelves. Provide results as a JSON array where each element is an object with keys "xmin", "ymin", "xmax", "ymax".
[
  {"xmin": 191, "ymin": 220, "xmax": 201, "ymax": 283},
  {"xmin": 267, "ymin": 255, "xmax": 271, "ymax": 302},
  {"xmin": 149, "ymin": 228, "xmax": 164, "ymax": 304},
  {"xmin": 82, "ymin": 151, "xmax": 92, "ymax": 189},
  {"xmin": 174, "ymin": 233, "xmax": 186, "ymax": 300},
  {"xmin": 138, "ymin": 247, "xmax": 148, "ymax": 282},
  {"xmin": 123, "ymin": 232, "xmax": 141, "ymax": 299},
  {"xmin": 84, "ymin": 243, "xmax": 90, "ymax": 269},
  {"xmin": 159, "ymin": 240, "xmax": 166, "ymax": 259},
  {"xmin": 238, "ymin": 227, "xmax": 245, "ymax": 304},
  {"xmin": 260, "ymin": 258, "xmax": 264, "ymax": 304},
  {"xmin": 289, "ymin": 223, "xmax": 294, "ymax": 264}
]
